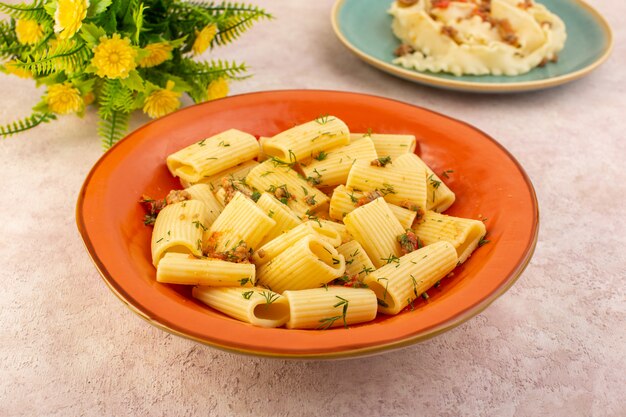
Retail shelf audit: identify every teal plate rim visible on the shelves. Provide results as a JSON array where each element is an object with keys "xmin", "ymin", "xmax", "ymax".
[{"xmin": 331, "ymin": 0, "xmax": 614, "ymax": 93}]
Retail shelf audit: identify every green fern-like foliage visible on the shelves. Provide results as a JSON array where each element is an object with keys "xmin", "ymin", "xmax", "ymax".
[
  {"xmin": 0, "ymin": 112, "xmax": 56, "ymax": 136},
  {"xmin": 0, "ymin": 0, "xmax": 270, "ymax": 149},
  {"xmin": 16, "ymin": 40, "xmax": 91, "ymax": 75},
  {"xmin": 0, "ymin": 0, "xmax": 50, "ymax": 23}
]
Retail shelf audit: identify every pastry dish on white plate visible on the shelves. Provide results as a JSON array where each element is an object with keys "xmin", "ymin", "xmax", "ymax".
[{"xmin": 390, "ymin": 0, "xmax": 566, "ymax": 76}]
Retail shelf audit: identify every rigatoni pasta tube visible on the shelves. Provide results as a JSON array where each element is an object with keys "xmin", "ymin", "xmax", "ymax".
[
  {"xmin": 206, "ymin": 192, "xmax": 276, "ymax": 253},
  {"xmin": 300, "ymin": 136, "xmax": 377, "ymax": 187},
  {"xmin": 262, "ymin": 116, "xmax": 350, "ymax": 162},
  {"xmin": 364, "ymin": 241, "xmax": 458, "ymax": 315},
  {"xmin": 346, "ymin": 160, "xmax": 427, "ymax": 211},
  {"xmin": 336, "ymin": 240, "xmax": 375, "ymax": 279},
  {"xmin": 343, "ymin": 197, "xmax": 405, "ymax": 268},
  {"xmin": 395, "ymin": 153, "xmax": 455, "ymax": 213},
  {"xmin": 256, "ymin": 193, "xmax": 302, "ymax": 244},
  {"xmin": 283, "ymin": 287, "xmax": 377, "ymax": 329},
  {"xmin": 184, "ymin": 184, "xmax": 223, "ymax": 225},
  {"xmin": 252, "ymin": 221, "xmax": 342, "ymax": 265},
  {"xmin": 245, "ymin": 160, "xmax": 329, "ymax": 215},
  {"xmin": 156, "ymin": 253, "xmax": 255, "ymax": 286},
  {"xmin": 329, "ymin": 185, "xmax": 417, "ymax": 228},
  {"xmin": 256, "ymin": 235, "xmax": 345, "ymax": 293},
  {"xmin": 180, "ymin": 160, "xmax": 259, "ymax": 190},
  {"xmin": 414, "ymin": 211, "xmax": 486, "ymax": 264},
  {"xmin": 167, "ymin": 129, "xmax": 259, "ymax": 183},
  {"xmin": 351, "ymin": 133, "xmax": 416, "ymax": 159},
  {"xmin": 151, "ymin": 200, "xmax": 207, "ymax": 266},
  {"xmin": 192, "ymin": 286, "xmax": 289, "ymax": 328}
]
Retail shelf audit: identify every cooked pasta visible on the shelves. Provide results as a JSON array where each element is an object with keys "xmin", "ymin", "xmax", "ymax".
[
  {"xmin": 390, "ymin": 0, "xmax": 566, "ymax": 76},
  {"xmin": 262, "ymin": 116, "xmax": 350, "ymax": 162},
  {"xmin": 184, "ymin": 184, "xmax": 223, "ymax": 225},
  {"xmin": 246, "ymin": 159, "xmax": 329, "ymax": 216},
  {"xmin": 330, "ymin": 185, "xmax": 417, "ymax": 229},
  {"xmin": 256, "ymin": 235, "xmax": 345, "ymax": 293},
  {"xmin": 364, "ymin": 241, "xmax": 458, "ymax": 315},
  {"xmin": 394, "ymin": 153, "xmax": 455, "ymax": 213},
  {"xmin": 156, "ymin": 253, "xmax": 255, "ymax": 286},
  {"xmin": 206, "ymin": 191, "xmax": 276, "ymax": 254},
  {"xmin": 343, "ymin": 197, "xmax": 405, "ymax": 268},
  {"xmin": 351, "ymin": 133, "xmax": 416, "ymax": 159},
  {"xmin": 256, "ymin": 192, "xmax": 303, "ymax": 244},
  {"xmin": 193, "ymin": 286, "xmax": 290, "ymax": 328},
  {"xmin": 346, "ymin": 160, "xmax": 427, "ymax": 211},
  {"xmin": 283, "ymin": 287, "xmax": 377, "ymax": 329},
  {"xmin": 300, "ymin": 135, "xmax": 377, "ymax": 187},
  {"xmin": 167, "ymin": 129, "xmax": 259, "ymax": 183},
  {"xmin": 141, "ymin": 116, "xmax": 489, "ymax": 329},
  {"xmin": 252, "ymin": 221, "xmax": 342, "ymax": 266},
  {"xmin": 151, "ymin": 200, "xmax": 207, "ymax": 266},
  {"xmin": 414, "ymin": 210, "xmax": 486, "ymax": 263}
]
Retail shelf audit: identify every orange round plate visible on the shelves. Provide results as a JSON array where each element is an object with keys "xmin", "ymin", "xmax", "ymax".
[{"xmin": 76, "ymin": 90, "xmax": 538, "ymax": 359}]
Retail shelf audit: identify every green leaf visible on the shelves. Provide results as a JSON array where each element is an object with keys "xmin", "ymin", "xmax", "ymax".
[
  {"xmin": 98, "ymin": 110, "xmax": 129, "ymax": 149},
  {"xmin": 79, "ymin": 23, "xmax": 107, "ymax": 46},
  {"xmin": 0, "ymin": 112, "xmax": 56, "ymax": 137},
  {"xmin": 119, "ymin": 70, "xmax": 145, "ymax": 92},
  {"xmin": 87, "ymin": 0, "xmax": 112, "ymax": 17},
  {"xmin": 73, "ymin": 78, "xmax": 96, "ymax": 95}
]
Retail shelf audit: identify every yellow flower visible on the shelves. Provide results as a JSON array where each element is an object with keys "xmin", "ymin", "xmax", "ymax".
[
  {"xmin": 92, "ymin": 34, "xmax": 138, "ymax": 79},
  {"xmin": 54, "ymin": 0, "xmax": 89, "ymax": 40},
  {"xmin": 46, "ymin": 83, "xmax": 83, "ymax": 115},
  {"xmin": 143, "ymin": 81, "xmax": 181, "ymax": 119},
  {"xmin": 15, "ymin": 19, "xmax": 44, "ymax": 45},
  {"xmin": 138, "ymin": 42, "xmax": 173, "ymax": 68},
  {"xmin": 192, "ymin": 24, "xmax": 217, "ymax": 55},
  {"xmin": 3, "ymin": 60, "xmax": 31, "ymax": 78},
  {"xmin": 206, "ymin": 78, "xmax": 229, "ymax": 101}
]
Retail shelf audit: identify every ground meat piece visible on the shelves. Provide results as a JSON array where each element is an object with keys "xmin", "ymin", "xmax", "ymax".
[
  {"xmin": 394, "ymin": 44, "xmax": 415, "ymax": 57},
  {"xmin": 397, "ymin": 229, "xmax": 422, "ymax": 255},
  {"xmin": 333, "ymin": 274, "xmax": 368, "ymax": 288},
  {"xmin": 431, "ymin": 0, "xmax": 450, "ymax": 8},
  {"xmin": 165, "ymin": 189, "xmax": 191, "ymax": 205},
  {"xmin": 370, "ymin": 156, "xmax": 392, "ymax": 167},
  {"xmin": 221, "ymin": 177, "xmax": 253, "ymax": 204},
  {"xmin": 356, "ymin": 190, "xmax": 383, "ymax": 207},
  {"xmin": 397, "ymin": 0, "xmax": 419, "ymax": 7},
  {"xmin": 139, "ymin": 195, "xmax": 168, "ymax": 225},
  {"xmin": 517, "ymin": 0, "xmax": 533, "ymax": 9},
  {"xmin": 209, "ymin": 240, "xmax": 252, "ymax": 263}
]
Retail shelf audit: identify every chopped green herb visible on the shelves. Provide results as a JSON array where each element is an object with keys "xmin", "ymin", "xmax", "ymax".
[
  {"xmin": 314, "ymin": 150, "xmax": 328, "ymax": 161},
  {"xmin": 239, "ymin": 277, "xmax": 250, "ymax": 286},
  {"xmin": 260, "ymin": 291, "xmax": 280, "ymax": 305},
  {"xmin": 197, "ymin": 139, "xmax": 206, "ymax": 147},
  {"xmin": 268, "ymin": 210, "xmax": 275, "ymax": 218},
  {"xmin": 242, "ymin": 291, "xmax": 254, "ymax": 300},
  {"xmin": 251, "ymin": 191, "xmax": 262, "ymax": 202},
  {"xmin": 218, "ymin": 140, "xmax": 230, "ymax": 147},
  {"xmin": 478, "ymin": 235, "xmax": 490, "ymax": 247},
  {"xmin": 192, "ymin": 220, "xmax": 208, "ymax": 231},
  {"xmin": 441, "ymin": 169, "xmax": 454, "ymax": 179}
]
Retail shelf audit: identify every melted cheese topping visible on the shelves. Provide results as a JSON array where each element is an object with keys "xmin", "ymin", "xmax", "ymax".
[{"xmin": 390, "ymin": 0, "xmax": 566, "ymax": 76}]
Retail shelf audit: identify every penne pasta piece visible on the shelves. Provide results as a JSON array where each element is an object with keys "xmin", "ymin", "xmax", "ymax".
[
  {"xmin": 283, "ymin": 287, "xmax": 377, "ymax": 329},
  {"xmin": 167, "ymin": 129, "xmax": 259, "ymax": 183},
  {"xmin": 180, "ymin": 160, "xmax": 259, "ymax": 191},
  {"xmin": 151, "ymin": 200, "xmax": 207, "ymax": 266},
  {"xmin": 343, "ymin": 197, "xmax": 405, "ymax": 268},
  {"xmin": 346, "ymin": 160, "xmax": 428, "ymax": 212},
  {"xmin": 257, "ymin": 235, "xmax": 345, "ymax": 293},
  {"xmin": 256, "ymin": 192, "xmax": 303, "ymax": 245},
  {"xmin": 329, "ymin": 185, "xmax": 417, "ymax": 229},
  {"xmin": 364, "ymin": 241, "xmax": 458, "ymax": 315},
  {"xmin": 156, "ymin": 253, "xmax": 255, "ymax": 286},
  {"xmin": 414, "ymin": 211, "xmax": 486, "ymax": 264},
  {"xmin": 252, "ymin": 221, "xmax": 342, "ymax": 265},
  {"xmin": 184, "ymin": 184, "xmax": 223, "ymax": 225},
  {"xmin": 395, "ymin": 153, "xmax": 455, "ymax": 213},
  {"xmin": 245, "ymin": 159, "xmax": 329, "ymax": 216},
  {"xmin": 262, "ymin": 116, "xmax": 350, "ymax": 162},
  {"xmin": 336, "ymin": 240, "xmax": 376, "ymax": 280},
  {"xmin": 300, "ymin": 136, "xmax": 377, "ymax": 187},
  {"xmin": 351, "ymin": 133, "xmax": 416, "ymax": 160},
  {"xmin": 206, "ymin": 192, "xmax": 276, "ymax": 254},
  {"xmin": 192, "ymin": 286, "xmax": 289, "ymax": 328}
]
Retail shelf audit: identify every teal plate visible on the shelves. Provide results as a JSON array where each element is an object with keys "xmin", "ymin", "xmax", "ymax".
[{"xmin": 331, "ymin": 0, "xmax": 613, "ymax": 93}]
